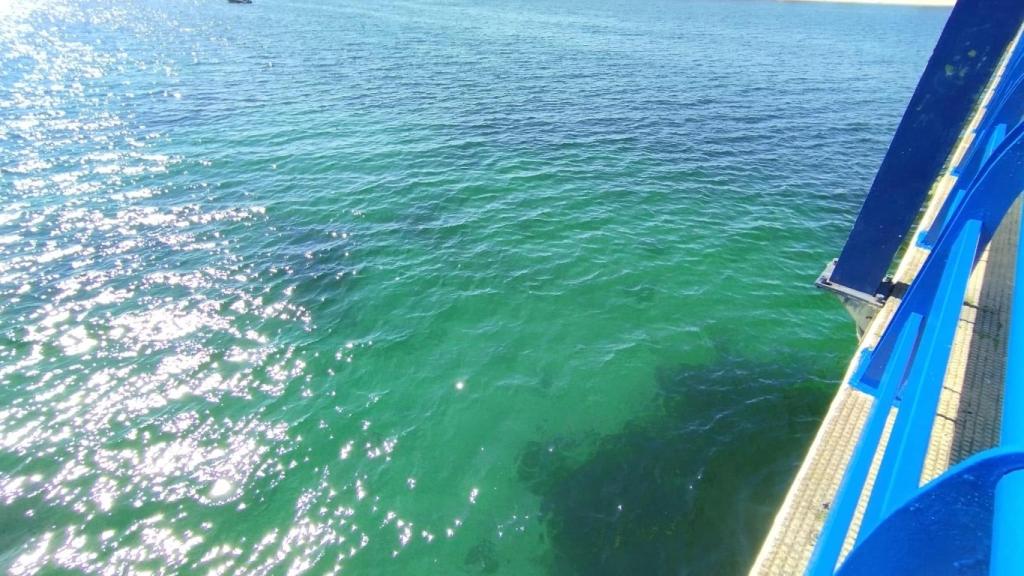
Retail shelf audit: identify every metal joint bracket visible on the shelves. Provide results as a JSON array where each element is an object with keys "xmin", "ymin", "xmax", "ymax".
[{"xmin": 816, "ymin": 259, "xmax": 893, "ymax": 338}]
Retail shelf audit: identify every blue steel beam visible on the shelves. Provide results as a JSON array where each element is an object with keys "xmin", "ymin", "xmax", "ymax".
[{"xmin": 828, "ymin": 0, "xmax": 1024, "ymax": 296}]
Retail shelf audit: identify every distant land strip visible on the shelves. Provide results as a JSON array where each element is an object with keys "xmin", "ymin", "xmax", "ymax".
[{"xmin": 784, "ymin": 0, "xmax": 954, "ymax": 6}]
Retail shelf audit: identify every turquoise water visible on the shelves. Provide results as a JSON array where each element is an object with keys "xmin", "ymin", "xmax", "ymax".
[{"xmin": 0, "ymin": 0, "xmax": 948, "ymax": 574}]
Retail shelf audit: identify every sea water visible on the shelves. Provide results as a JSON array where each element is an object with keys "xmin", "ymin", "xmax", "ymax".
[{"xmin": 0, "ymin": 0, "xmax": 948, "ymax": 573}]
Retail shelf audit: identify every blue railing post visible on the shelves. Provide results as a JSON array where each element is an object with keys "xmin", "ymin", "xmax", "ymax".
[
  {"xmin": 924, "ymin": 42, "xmax": 1024, "ymax": 249},
  {"xmin": 859, "ymin": 219, "xmax": 983, "ymax": 538},
  {"xmin": 991, "ymin": 203, "xmax": 1024, "ymax": 576},
  {"xmin": 858, "ymin": 121, "xmax": 1024, "ymax": 391},
  {"xmin": 805, "ymin": 313, "xmax": 922, "ymax": 576}
]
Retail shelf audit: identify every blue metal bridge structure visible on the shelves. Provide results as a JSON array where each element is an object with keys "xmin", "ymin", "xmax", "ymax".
[{"xmin": 806, "ymin": 1, "xmax": 1024, "ymax": 574}]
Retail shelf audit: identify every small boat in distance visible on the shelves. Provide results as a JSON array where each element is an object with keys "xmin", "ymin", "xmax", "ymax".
[{"xmin": 228, "ymin": 0, "xmax": 252, "ymax": 4}]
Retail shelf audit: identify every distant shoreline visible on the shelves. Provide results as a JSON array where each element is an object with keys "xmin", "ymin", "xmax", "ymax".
[{"xmin": 784, "ymin": 0, "xmax": 954, "ymax": 6}]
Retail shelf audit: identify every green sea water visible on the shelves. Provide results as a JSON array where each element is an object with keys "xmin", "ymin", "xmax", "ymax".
[{"xmin": 0, "ymin": 0, "xmax": 949, "ymax": 574}]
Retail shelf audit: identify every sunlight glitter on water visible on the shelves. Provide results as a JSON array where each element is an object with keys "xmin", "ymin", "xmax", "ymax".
[
  {"xmin": 0, "ymin": 5, "xmax": 346, "ymax": 571},
  {"xmin": 0, "ymin": 0, "xmax": 949, "ymax": 573}
]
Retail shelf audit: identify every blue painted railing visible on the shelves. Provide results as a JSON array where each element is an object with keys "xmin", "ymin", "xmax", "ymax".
[
  {"xmin": 991, "ymin": 203, "xmax": 1024, "ymax": 576},
  {"xmin": 806, "ymin": 33, "xmax": 1024, "ymax": 576}
]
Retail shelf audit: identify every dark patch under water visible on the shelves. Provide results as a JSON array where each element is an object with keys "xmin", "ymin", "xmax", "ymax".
[
  {"xmin": 519, "ymin": 356, "xmax": 835, "ymax": 576},
  {"xmin": 465, "ymin": 538, "xmax": 501, "ymax": 574}
]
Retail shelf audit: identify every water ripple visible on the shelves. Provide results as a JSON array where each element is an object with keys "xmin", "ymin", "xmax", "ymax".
[{"xmin": 0, "ymin": 0, "xmax": 948, "ymax": 574}]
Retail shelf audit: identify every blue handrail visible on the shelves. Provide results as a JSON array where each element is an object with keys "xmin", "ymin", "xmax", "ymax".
[
  {"xmin": 991, "ymin": 205, "xmax": 1024, "ymax": 576},
  {"xmin": 805, "ymin": 313, "xmax": 922, "ymax": 576},
  {"xmin": 807, "ymin": 33, "xmax": 1024, "ymax": 573},
  {"xmin": 922, "ymin": 40, "xmax": 1024, "ymax": 249},
  {"xmin": 858, "ymin": 219, "xmax": 981, "ymax": 536}
]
